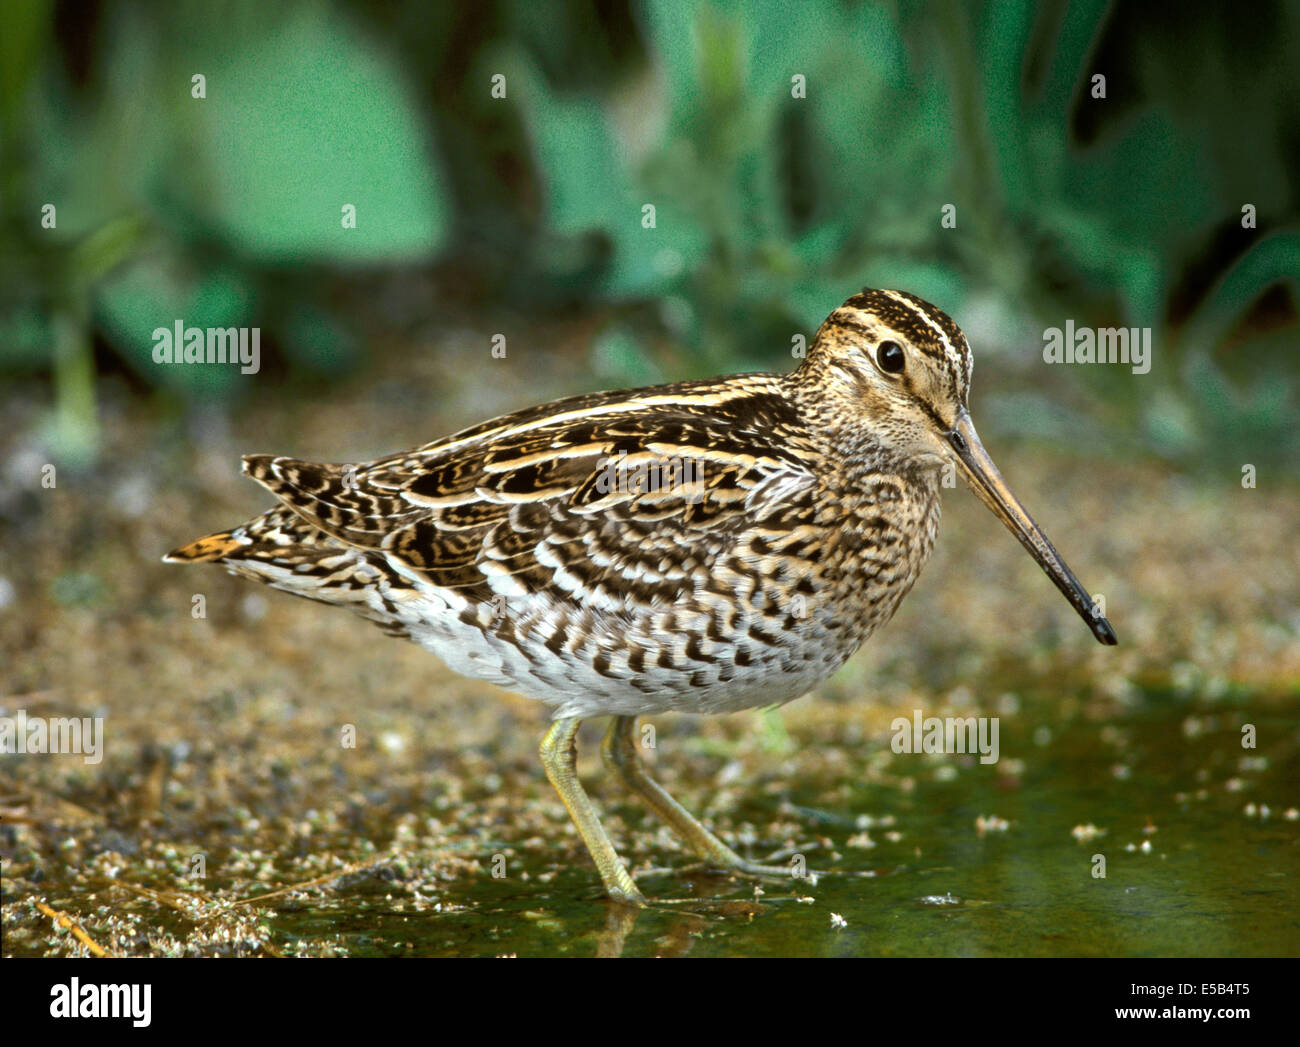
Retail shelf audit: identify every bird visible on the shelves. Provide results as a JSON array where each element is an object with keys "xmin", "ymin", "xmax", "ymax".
[{"xmin": 165, "ymin": 288, "xmax": 1116, "ymax": 907}]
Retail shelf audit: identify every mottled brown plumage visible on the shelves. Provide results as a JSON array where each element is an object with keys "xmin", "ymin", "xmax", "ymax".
[{"xmin": 167, "ymin": 289, "xmax": 1115, "ymax": 905}]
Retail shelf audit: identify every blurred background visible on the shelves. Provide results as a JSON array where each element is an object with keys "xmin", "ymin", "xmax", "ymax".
[
  {"xmin": 1, "ymin": 1, "xmax": 1297, "ymax": 957},
  {"xmin": 3, "ymin": 0, "xmax": 1298, "ymax": 462}
]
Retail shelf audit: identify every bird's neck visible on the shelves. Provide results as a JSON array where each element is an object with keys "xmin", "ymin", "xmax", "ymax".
[{"xmin": 781, "ymin": 373, "xmax": 935, "ymax": 483}]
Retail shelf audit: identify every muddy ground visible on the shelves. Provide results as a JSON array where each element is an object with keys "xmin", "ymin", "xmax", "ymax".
[{"xmin": 1, "ymin": 328, "xmax": 1296, "ymax": 957}]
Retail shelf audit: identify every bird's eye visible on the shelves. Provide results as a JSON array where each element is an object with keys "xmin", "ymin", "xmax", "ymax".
[{"xmin": 877, "ymin": 341, "xmax": 906, "ymax": 375}]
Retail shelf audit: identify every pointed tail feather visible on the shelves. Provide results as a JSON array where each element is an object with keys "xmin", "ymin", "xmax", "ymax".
[
  {"xmin": 241, "ymin": 453, "xmax": 277, "ymax": 486},
  {"xmin": 162, "ymin": 531, "xmax": 243, "ymax": 563}
]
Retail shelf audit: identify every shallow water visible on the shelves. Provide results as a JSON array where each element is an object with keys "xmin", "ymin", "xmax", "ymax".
[{"xmin": 265, "ymin": 686, "xmax": 1299, "ymax": 957}]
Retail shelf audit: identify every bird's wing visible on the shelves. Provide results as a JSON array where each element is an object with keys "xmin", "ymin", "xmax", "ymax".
[{"xmin": 240, "ymin": 377, "xmax": 822, "ymax": 611}]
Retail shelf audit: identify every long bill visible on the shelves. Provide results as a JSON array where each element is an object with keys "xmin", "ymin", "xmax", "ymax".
[{"xmin": 947, "ymin": 409, "xmax": 1117, "ymax": 645}]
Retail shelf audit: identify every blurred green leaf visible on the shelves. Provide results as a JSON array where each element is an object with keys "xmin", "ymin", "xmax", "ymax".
[
  {"xmin": 0, "ymin": 0, "xmax": 51, "ymax": 135},
  {"xmin": 95, "ymin": 246, "xmax": 256, "ymax": 395},
  {"xmin": 188, "ymin": 6, "xmax": 446, "ymax": 262}
]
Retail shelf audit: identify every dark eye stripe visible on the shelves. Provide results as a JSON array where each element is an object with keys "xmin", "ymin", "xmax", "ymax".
[{"xmin": 829, "ymin": 311, "xmax": 949, "ymax": 366}]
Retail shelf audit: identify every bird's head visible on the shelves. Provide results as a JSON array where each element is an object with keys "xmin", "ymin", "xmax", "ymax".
[
  {"xmin": 794, "ymin": 288, "xmax": 1117, "ymax": 646},
  {"xmin": 798, "ymin": 288, "xmax": 972, "ymax": 462}
]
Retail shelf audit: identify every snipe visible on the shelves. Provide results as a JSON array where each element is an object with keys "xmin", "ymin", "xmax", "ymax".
[{"xmin": 166, "ymin": 289, "xmax": 1116, "ymax": 906}]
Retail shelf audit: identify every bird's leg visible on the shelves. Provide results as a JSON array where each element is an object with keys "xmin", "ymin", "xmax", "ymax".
[
  {"xmin": 539, "ymin": 717, "xmax": 646, "ymax": 907},
  {"xmin": 601, "ymin": 716, "xmax": 799, "ymax": 881}
]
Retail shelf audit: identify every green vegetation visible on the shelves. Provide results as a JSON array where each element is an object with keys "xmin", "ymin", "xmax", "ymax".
[{"xmin": 2, "ymin": 1, "xmax": 1296, "ymax": 465}]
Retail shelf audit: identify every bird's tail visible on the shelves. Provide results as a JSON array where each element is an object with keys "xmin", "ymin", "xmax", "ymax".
[{"xmin": 162, "ymin": 531, "xmax": 242, "ymax": 563}]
